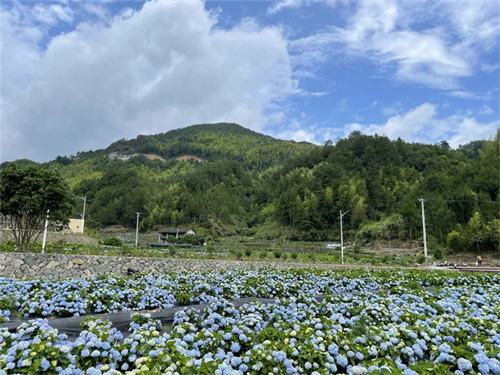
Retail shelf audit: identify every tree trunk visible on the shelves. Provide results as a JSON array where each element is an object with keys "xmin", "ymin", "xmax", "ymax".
[{"xmin": 10, "ymin": 213, "xmax": 45, "ymax": 252}]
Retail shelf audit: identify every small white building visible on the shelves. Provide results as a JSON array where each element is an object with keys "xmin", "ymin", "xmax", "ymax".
[
  {"xmin": 68, "ymin": 219, "xmax": 84, "ymax": 233},
  {"xmin": 158, "ymin": 228, "xmax": 195, "ymax": 243},
  {"xmin": 49, "ymin": 219, "xmax": 83, "ymax": 233}
]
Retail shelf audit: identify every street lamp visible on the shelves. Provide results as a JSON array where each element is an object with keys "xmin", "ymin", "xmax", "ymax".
[
  {"xmin": 340, "ymin": 210, "xmax": 349, "ymax": 265},
  {"xmin": 75, "ymin": 195, "xmax": 86, "ymax": 233}
]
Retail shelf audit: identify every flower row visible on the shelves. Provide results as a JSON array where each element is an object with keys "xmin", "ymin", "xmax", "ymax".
[{"xmin": 1, "ymin": 269, "xmax": 499, "ymax": 374}]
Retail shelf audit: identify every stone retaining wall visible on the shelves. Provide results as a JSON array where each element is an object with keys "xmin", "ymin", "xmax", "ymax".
[
  {"xmin": 0, "ymin": 230, "xmax": 99, "ymax": 245},
  {"xmin": 0, "ymin": 253, "xmax": 361, "ymax": 281}
]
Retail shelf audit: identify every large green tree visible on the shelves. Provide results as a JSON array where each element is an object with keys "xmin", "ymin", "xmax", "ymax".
[{"xmin": 0, "ymin": 164, "xmax": 73, "ymax": 250}]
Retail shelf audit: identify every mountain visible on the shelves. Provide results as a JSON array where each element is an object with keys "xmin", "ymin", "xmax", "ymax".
[
  {"xmin": 4, "ymin": 124, "xmax": 499, "ymax": 252},
  {"xmin": 43, "ymin": 123, "xmax": 318, "ymax": 231},
  {"xmin": 72, "ymin": 123, "xmax": 316, "ymax": 169}
]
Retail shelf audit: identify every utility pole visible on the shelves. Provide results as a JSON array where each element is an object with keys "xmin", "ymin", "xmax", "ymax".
[
  {"xmin": 135, "ymin": 212, "xmax": 141, "ymax": 247},
  {"xmin": 42, "ymin": 209, "xmax": 50, "ymax": 254},
  {"xmin": 75, "ymin": 195, "xmax": 87, "ymax": 233},
  {"xmin": 340, "ymin": 210, "xmax": 349, "ymax": 265},
  {"xmin": 418, "ymin": 198, "xmax": 427, "ymax": 264},
  {"xmin": 81, "ymin": 195, "xmax": 86, "ymax": 233}
]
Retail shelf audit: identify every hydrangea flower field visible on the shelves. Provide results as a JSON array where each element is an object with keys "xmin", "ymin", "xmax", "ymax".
[{"xmin": 1, "ymin": 269, "xmax": 499, "ymax": 375}]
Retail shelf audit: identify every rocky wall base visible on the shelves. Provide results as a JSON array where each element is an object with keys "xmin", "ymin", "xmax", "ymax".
[{"xmin": 0, "ymin": 253, "xmax": 357, "ymax": 281}]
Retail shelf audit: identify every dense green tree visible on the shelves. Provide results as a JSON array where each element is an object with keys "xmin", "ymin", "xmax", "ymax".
[
  {"xmin": 398, "ymin": 199, "xmax": 420, "ymax": 240},
  {"xmin": 446, "ymin": 213, "xmax": 499, "ymax": 254},
  {"xmin": 447, "ymin": 230, "xmax": 463, "ymax": 254},
  {"xmin": 3, "ymin": 123, "xmax": 498, "ymax": 250},
  {"xmin": 467, "ymin": 212, "xmax": 486, "ymax": 253},
  {"xmin": 0, "ymin": 164, "xmax": 73, "ymax": 250}
]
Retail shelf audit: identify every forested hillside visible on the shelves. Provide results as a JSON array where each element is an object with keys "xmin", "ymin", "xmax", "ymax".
[{"xmin": 4, "ymin": 123, "xmax": 499, "ymax": 253}]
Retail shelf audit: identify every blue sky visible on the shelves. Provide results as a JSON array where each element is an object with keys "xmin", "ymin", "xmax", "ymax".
[{"xmin": 1, "ymin": 0, "xmax": 499, "ymax": 161}]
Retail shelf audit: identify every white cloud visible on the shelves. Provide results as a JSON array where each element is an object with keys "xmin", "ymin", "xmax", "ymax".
[
  {"xmin": 1, "ymin": 1, "xmax": 299, "ymax": 162},
  {"xmin": 446, "ymin": 90, "xmax": 494, "ymax": 101},
  {"xmin": 274, "ymin": 118, "xmax": 321, "ymax": 144},
  {"xmin": 446, "ymin": 117, "xmax": 499, "ymax": 147},
  {"xmin": 82, "ymin": 3, "xmax": 109, "ymax": 20},
  {"xmin": 308, "ymin": 91, "xmax": 329, "ymax": 97},
  {"xmin": 382, "ymin": 107, "xmax": 398, "ymax": 117},
  {"xmin": 268, "ymin": 0, "xmax": 338, "ymax": 15},
  {"xmin": 478, "ymin": 105, "xmax": 494, "ymax": 115},
  {"xmin": 481, "ymin": 63, "xmax": 499, "ymax": 73},
  {"xmin": 342, "ymin": 103, "xmax": 499, "ymax": 147},
  {"xmin": 268, "ymin": 0, "xmax": 304, "ymax": 14},
  {"xmin": 277, "ymin": 129, "xmax": 317, "ymax": 143},
  {"xmin": 31, "ymin": 4, "xmax": 73, "ymax": 25},
  {"xmin": 444, "ymin": 1, "xmax": 500, "ymax": 57},
  {"xmin": 382, "ymin": 101, "xmax": 403, "ymax": 117},
  {"xmin": 359, "ymin": 101, "xmax": 378, "ymax": 111},
  {"xmin": 335, "ymin": 97, "xmax": 348, "ymax": 111},
  {"xmin": 295, "ymin": 89, "xmax": 330, "ymax": 97},
  {"xmin": 289, "ymin": 0, "xmax": 499, "ymax": 90},
  {"xmin": 49, "ymin": 4, "xmax": 73, "ymax": 23}
]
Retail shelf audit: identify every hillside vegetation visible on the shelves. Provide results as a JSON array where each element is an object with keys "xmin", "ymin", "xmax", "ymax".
[{"xmin": 3, "ymin": 123, "xmax": 499, "ymax": 253}]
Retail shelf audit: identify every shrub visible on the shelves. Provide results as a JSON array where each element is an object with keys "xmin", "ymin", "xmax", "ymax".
[
  {"xmin": 307, "ymin": 253, "xmax": 315, "ymax": 262},
  {"xmin": 169, "ymin": 245, "xmax": 177, "ymax": 256},
  {"xmin": 244, "ymin": 248, "xmax": 252, "ymax": 257},
  {"xmin": 433, "ymin": 247, "xmax": 444, "ymax": 260},
  {"xmin": 0, "ymin": 295, "xmax": 15, "ymax": 311},
  {"xmin": 381, "ymin": 255, "xmax": 391, "ymax": 263},
  {"xmin": 259, "ymin": 251, "xmax": 267, "ymax": 259},
  {"xmin": 273, "ymin": 249, "xmax": 283, "ymax": 259},
  {"xmin": 234, "ymin": 250, "xmax": 243, "ymax": 260},
  {"xmin": 329, "ymin": 254, "xmax": 341, "ymax": 263},
  {"xmin": 408, "ymin": 280, "xmax": 421, "ymax": 290},
  {"xmin": 355, "ymin": 214, "xmax": 405, "ymax": 243},
  {"xmin": 360, "ymin": 257, "xmax": 373, "ymax": 264},
  {"xmin": 84, "ymin": 228, "xmax": 100, "ymax": 239},
  {"xmin": 26, "ymin": 241, "xmax": 44, "ymax": 252},
  {"xmin": 120, "ymin": 246, "xmax": 133, "ymax": 256},
  {"xmin": 290, "ymin": 251, "xmax": 298, "ymax": 260},
  {"xmin": 282, "ymin": 253, "xmax": 288, "ymax": 260},
  {"xmin": 351, "ymin": 315, "xmax": 370, "ymax": 336},
  {"xmin": 353, "ymin": 241, "xmax": 362, "ymax": 254},
  {"xmin": 447, "ymin": 230, "xmax": 465, "ymax": 254},
  {"xmin": 0, "ymin": 240, "xmax": 17, "ymax": 252},
  {"xmin": 206, "ymin": 244, "xmax": 215, "ymax": 258},
  {"xmin": 175, "ymin": 292, "xmax": 191, "ymax": 305},
  {"xmin": 53, "ymin": 239, "xmax": 66, "ymax": 252},
  {"xmin": 192, "ymin": 227, "xmax": 210, "ymax": 238},
  {"xmin": 103, "ymin": 236, "xmax": 123, "ymax": 247},
  {"xmin": 416, "ymin": 254, "xmax": 426, "ymax": 264},
  {"xmin": 168, "ymin": 235, "xmax": 205, "ymax": 245},
  {"xmin": 351, "ymin": 254, "xmax": 362, "ymax": 261}
]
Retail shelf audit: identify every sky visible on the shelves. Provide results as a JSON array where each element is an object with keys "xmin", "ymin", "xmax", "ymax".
[{"xmin": 1, "ymin": 0, "xmax": 499, "ymax": 162}]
